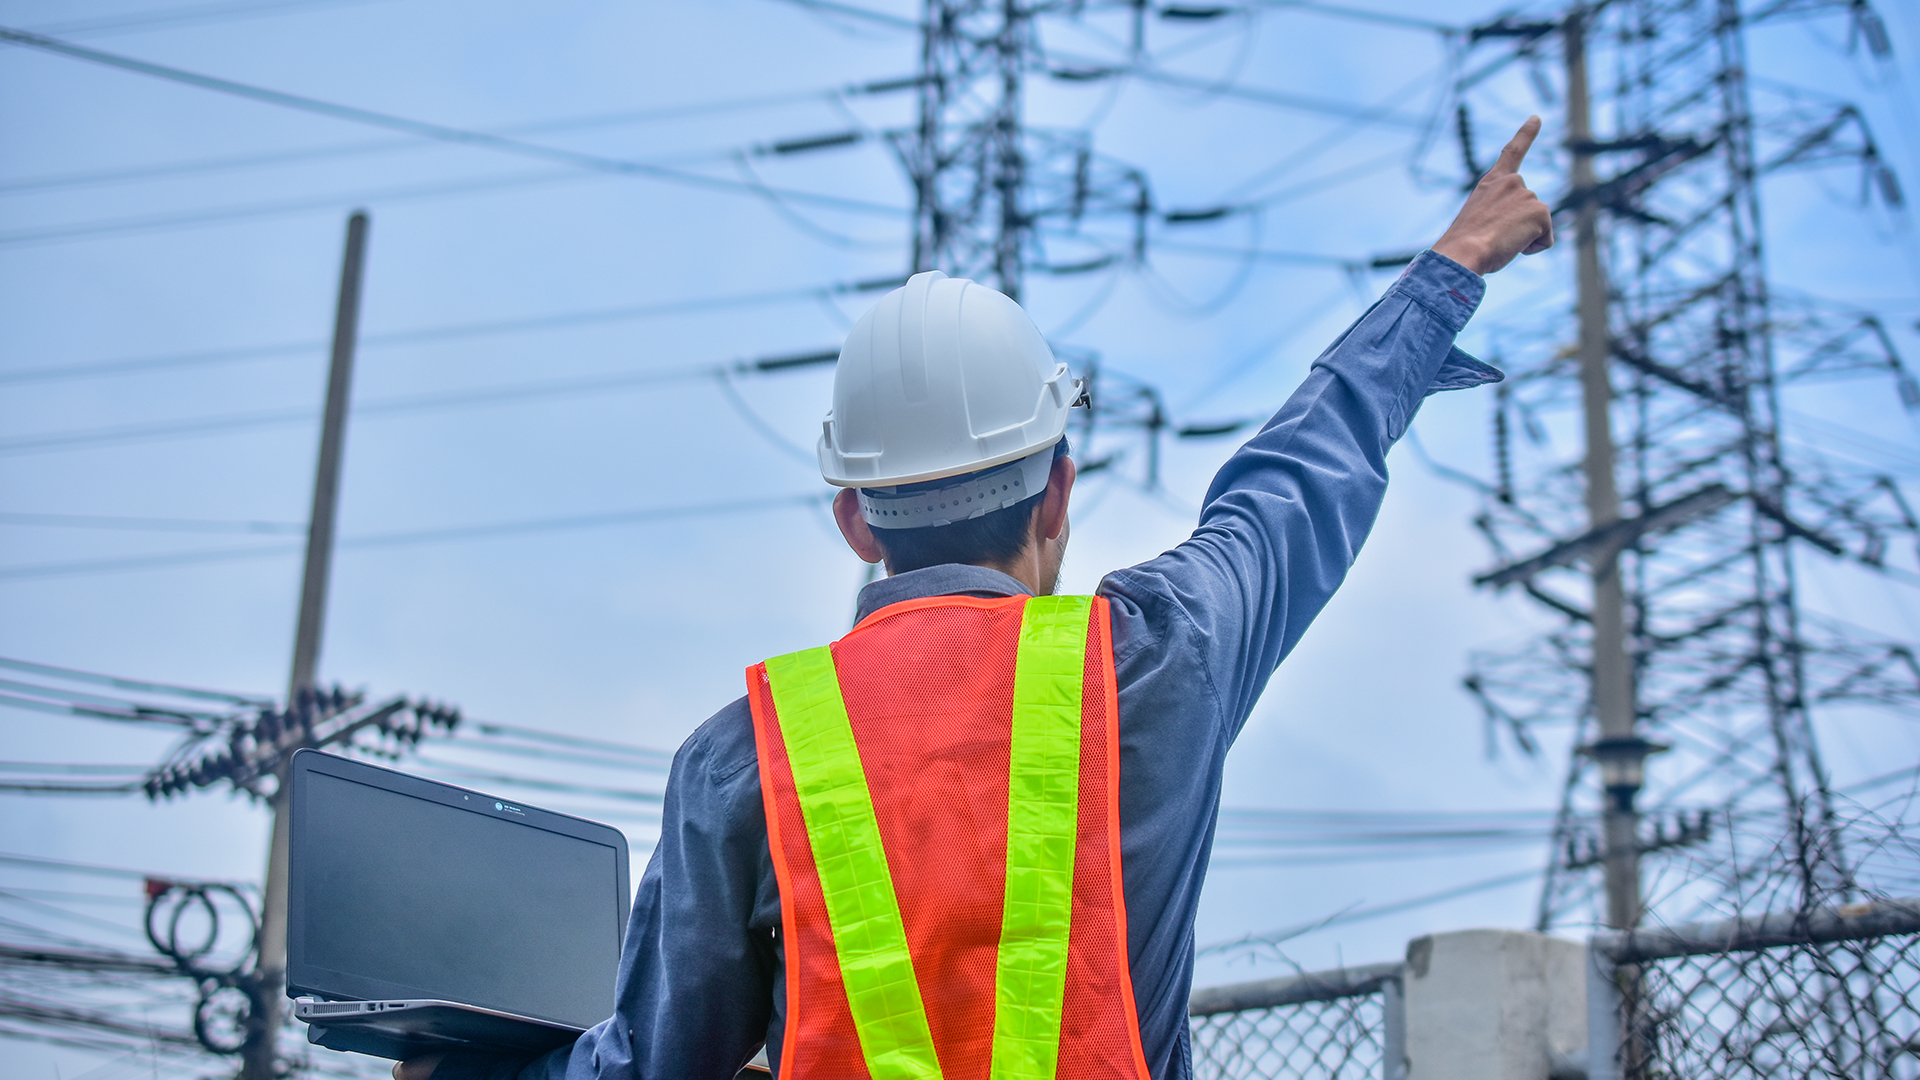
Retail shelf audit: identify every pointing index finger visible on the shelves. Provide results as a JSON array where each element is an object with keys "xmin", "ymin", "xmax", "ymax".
[{"xmin": 1490, "ymin": 115, "xmax": 1543, "ymax": 176}]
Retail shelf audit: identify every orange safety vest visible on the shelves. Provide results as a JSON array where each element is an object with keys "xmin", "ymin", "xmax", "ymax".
[{"xmin": 746, "ymin": 593, "xmax": 1151, "ymax": 1080}]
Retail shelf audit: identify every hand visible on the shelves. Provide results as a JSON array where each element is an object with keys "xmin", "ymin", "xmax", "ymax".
[
  {"xmin": 1431, "ymin": 116, "xmax": 1555, "ymax": 275},
  {"xmin": 393, "ymin": 1052, "xmax": 447, "ymax": 1080}
]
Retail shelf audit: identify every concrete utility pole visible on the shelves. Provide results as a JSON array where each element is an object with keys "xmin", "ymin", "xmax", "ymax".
[
  {"xmin": 243, "ymin": 210, "xmax": 370, "ymax": 1080},
  {"xmin": 1564, "ymin": 12, "xmax": 1650, "ymax": 933}
]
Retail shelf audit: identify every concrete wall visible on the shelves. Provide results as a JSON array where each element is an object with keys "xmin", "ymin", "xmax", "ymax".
[{"xmin": 1400, "ymin": 929, "xmax": 1587, "ymax": 1080}]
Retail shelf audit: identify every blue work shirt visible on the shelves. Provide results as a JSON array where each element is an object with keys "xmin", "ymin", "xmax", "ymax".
[{"xmin": 436, "ymin": 251, "xmax": 1495, "ymax": 1080}]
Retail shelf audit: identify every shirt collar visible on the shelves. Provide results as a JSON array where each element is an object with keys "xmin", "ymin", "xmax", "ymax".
[{"xmin": 852, "ymin": 563, "xmax": 1034, "ymax": 625}]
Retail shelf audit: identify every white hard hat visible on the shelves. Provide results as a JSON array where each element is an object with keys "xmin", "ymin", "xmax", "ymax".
[{"xmin": 819, "ymin": 271, "xmax": 1081, "ymax": 498}]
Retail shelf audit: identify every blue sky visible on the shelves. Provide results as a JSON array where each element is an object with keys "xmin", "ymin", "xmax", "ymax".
[{"xmin": 2, "ymin": 1, "xmax": 1917, "ymax": 1076}]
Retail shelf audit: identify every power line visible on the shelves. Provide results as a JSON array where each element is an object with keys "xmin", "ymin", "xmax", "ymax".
[
  {"xmin": 0, "ymin": 344, "xmax": 845, "ymax": 456},
  {"xmin": 0, "ymin": 512, "xmax": 304, "ymax": 535},
  {"xmin": 0, "ymin": 130, "xmax": 899, "ymax": 249},
  {"xmin": 0, "ymin": 762, "xmax": 153, "ymax": 775},
  {"xmin": 0, "ymin": 675, "xmax": 234, "ymax": 720},
  {"xmin": 1241, "ymin": 0, "xmax": 1461, "ymax": 34},
  {"xmin": 0, "ymin": 886, "xmax": 143, "ymax": 907},
  {"xmin": 0, "ymin": 75, "xmax": 921, "ymax": 197},
  {"xmin": 0, "ymin": 492, "xmax": 830, "ymax": 582},
  {"xmin": 461, "ymin": 721, "xmax": 675, "ymax": 770},
  {"xmin": 0, "ymin": 852, "xmax": 204, "ymax": 882},
  {"xmin": 0, "ymin": 166, "xmax": 597, "ymax": 249},
  {"xmin": 0, "ymin": 709, "xmax": 675, "ymax": 801},
  {"xmin": 770, "ymin": 0, "xmax": 1454, "ymax": 37},
  {"xmin": 0, "ymin": 656, "xmax": 271, "ymax": 707},
  {"xmin": 0, "ymin": 277, "xmax": 898, "ymax": 387},
  {"xmin": 0, "ymin": 27, "xmax": 909, "ymax": 220},
  {"xmin": 25, "ymin": 0, "xmax": 399, "ymax": 39},
  {"xmin": 404, "ymin": 759, "xmax": 664, "ymax": 806},
  {"xmin": 0, "ymin": 779, "xmax": 147, "ymax": 796},
  {"xmin": 1146, "ymin": 239, "xmax": 1366, "ymax": 268},
  {"xmin": 767, "ymin": 0, "xmax": 919, "ymax": 31},
  {"xmin": 1195, "ymin": 867, "xmax": 1544, "ymax": 958},
  {"xmin": 0, "ymin": 689, "xmax": 217, "ymax": 729},
  {"xmin": 1044, "ymin": 50, "xmax": 1428, "ymax": 127}
]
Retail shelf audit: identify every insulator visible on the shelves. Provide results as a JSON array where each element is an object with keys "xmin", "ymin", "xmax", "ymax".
[{"xmin": 1878, "ymin": 164, "xmax": 1904, "ymax": 210}]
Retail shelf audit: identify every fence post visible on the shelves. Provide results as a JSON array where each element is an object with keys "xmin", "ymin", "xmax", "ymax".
[
  {"xmin": 1584, "ymin": 936, "xmax": 1622, "ymax": 1080},
  {"xmin": 1381, "ymin": 969, "xmax": 1408, "ymax": 1080},
  {"xmin": 1403, "ymin": 929, "xmax": 1588, "ymax": 1079}
]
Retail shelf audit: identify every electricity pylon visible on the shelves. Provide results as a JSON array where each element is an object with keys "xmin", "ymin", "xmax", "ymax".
[{"xmin": 1455, "ymin": 0, "xmax": 1918, "ymax": 932}]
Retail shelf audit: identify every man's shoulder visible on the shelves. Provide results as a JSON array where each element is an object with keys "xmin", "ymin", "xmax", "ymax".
[
  {"xmin": 675, "ymin": 694, "xmax": 760, "ymax": 790},
  {"xmin": 1099, "ymin": 566, "xmax": 1229, "ymax": 730}
]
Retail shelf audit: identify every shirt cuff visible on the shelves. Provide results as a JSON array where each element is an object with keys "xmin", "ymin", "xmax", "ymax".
[
  {"xmin": 1396, "ymin": 249, "xmax": 1502, "ymax": 395},
  {"xmin": 1395, "ymin": 249, "xmax": 1485, "ymax": 335}
]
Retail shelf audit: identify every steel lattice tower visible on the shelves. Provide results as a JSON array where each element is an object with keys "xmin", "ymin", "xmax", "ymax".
[
  {"xmin": 886, "ymin": 1, "xmax": 1187, "ymax": 484},
  {"xmin": 897, "ymin": 1, "xmax": 1151, "ymax": 303},
  {"xmin": 1456, "ymin": 0, "xmax": 1918, "ymax": 931}
]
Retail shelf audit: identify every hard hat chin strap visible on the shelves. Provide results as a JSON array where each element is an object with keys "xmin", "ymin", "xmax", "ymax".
[{"xmin": 858, "ymin": 447, "xmax": 1057, "ymax": 530}]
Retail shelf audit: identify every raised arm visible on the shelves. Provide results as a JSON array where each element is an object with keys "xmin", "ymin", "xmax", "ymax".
[{"xmin": 1099, "ymin": 117, "xmax": 1553, "ymax": 739}]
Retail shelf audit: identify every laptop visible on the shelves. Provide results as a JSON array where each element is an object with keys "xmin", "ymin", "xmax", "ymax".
[{"xmin": 287, "ymin": 748, "xmax": 631, "ymax": 1061}]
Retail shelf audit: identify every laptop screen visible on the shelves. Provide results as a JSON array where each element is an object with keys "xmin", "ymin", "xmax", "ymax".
[{"xmin": 290, "ymin": 754, "xmax": 629, "ymax": 1028}]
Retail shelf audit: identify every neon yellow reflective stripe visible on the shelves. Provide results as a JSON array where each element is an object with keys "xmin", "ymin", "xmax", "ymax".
[
  {"xmin": 763, "ymin": 646, "xmax": 943, "ymax": 1080},
  {"xmin": 990, "ymin": 594, "xmax": 1091, "ymax": 1080}
]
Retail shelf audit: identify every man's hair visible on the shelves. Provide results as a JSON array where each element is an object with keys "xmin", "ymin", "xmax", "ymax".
[{"xmin": 868, "ymin": 438, "xmax": 1069, "ymax": 575}]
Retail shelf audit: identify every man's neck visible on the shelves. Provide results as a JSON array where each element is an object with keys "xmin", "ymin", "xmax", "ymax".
[
  {"xmin": 961, "ymin": 541, "xmax": 1052, "ymax": 595},
  {"xmin": 879, "ymin": 552, "xmax": 1041, "ymax": 594},
  {"xmin": 972, "ymin": 557, "xmax": 1041, "ymax": 595}
]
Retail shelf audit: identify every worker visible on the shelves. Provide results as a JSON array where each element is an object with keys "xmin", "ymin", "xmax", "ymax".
[{"xmin": 401, "ymin": 116, "xmax": 1553, "ymax": 1080}]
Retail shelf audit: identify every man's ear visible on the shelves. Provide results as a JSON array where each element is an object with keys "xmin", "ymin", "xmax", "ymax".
[
  {"xmin": 1037, "ymin": 454, "xmax": 1076, "ymax": 541},
  {"xmin": 833, "ymin": 488, "xmax": 887, "ymax": 564}
]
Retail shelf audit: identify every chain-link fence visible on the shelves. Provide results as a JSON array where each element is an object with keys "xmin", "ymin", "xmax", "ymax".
[
  {"xmin": 1592, "ymin": 898, "xmax": 1920, "ymax": 1080},
  {"xmin": 1188, "ymin": 961, "xmax": 1403, "ymax": 1080}
]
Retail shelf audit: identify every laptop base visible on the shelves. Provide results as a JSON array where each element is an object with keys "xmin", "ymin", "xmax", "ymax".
[{"xmin": 297, "ymin": 999, "xmax": 582, "ymax": 1061}]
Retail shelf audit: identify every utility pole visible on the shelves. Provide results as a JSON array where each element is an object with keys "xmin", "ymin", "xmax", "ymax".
[
  {"xmin": 1563, "ymin": 11, "xmax": 1653, "ymax": 933},
  {"xmin": 243, "ymin": 209, "xmax": 370, "ymax": 1080}
]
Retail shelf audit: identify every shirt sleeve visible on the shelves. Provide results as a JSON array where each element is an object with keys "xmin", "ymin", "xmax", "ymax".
[
  {"xmin": 431, "ymin": 699, "xmax": 780, "ymax": 1080},
  {"xmin": 1098, "ymin": 250, "xmax": 1498, "ymax": 743}
]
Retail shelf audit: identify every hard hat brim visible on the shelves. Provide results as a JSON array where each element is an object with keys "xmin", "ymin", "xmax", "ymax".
[{"xmin": 818, "ymin": 430, "xmax": 1068, "ymax": 489}]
